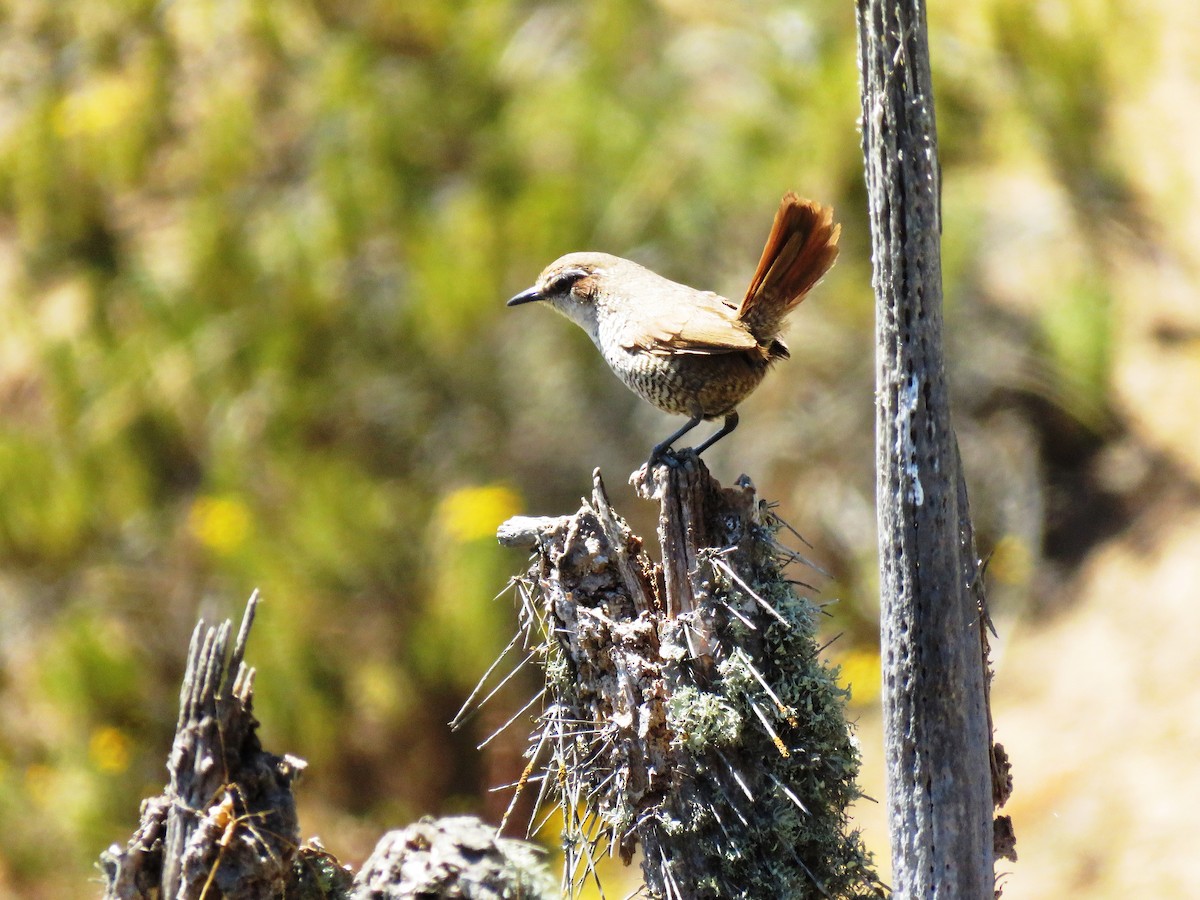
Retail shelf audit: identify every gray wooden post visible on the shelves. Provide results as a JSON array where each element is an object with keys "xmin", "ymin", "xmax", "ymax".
[{"xmin": 856, "ymin": 1, "xmax": 999, "ymax": 896}]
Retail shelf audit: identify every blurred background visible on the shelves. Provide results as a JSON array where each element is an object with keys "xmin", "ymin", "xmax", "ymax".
[{"xmin": 1, "ymin": 0, "xmax": 1197, "ymax": 897}]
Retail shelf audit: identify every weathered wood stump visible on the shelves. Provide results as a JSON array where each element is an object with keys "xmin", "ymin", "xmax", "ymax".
[
  {"xmin": 497, "ymin": 453, "xmax": 886, "ymax": 899},
  {"xmin": 99, "ymin": 595, "xmax": 553, "ymax": 900},
  {"xmin": 99, "ymin": 593, "xmax": 313, "ymax": 900}
]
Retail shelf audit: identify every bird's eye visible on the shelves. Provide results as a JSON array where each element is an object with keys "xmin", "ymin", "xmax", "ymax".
[{"xmin": 545, "ymin": 269, "xmax": 587, "ymax": 295}]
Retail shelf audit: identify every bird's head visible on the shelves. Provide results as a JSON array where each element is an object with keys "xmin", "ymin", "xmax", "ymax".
[{"xmin": 507, "ymin": 252, "xmax": 628, "ymax": 335}]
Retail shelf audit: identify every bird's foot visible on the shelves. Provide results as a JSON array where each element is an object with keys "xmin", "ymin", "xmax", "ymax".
[{"xmin": 648, "ymin": 445, "xmax": 682, "ymax": 470}]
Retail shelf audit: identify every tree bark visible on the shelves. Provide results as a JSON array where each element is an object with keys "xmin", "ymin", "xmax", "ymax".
[{"xmin": 856, "ymin": 1, "xmax": 1000, "ymax": 896}]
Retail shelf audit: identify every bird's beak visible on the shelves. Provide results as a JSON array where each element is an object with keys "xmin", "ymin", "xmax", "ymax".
[{"xmin": 506, "ymin": 286, "xmax": 543, "ymax": 307}]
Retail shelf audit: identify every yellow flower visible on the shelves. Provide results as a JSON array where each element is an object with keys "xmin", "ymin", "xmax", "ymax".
[
  {"xmin": 188, "ymin": 495, "xmax": 252, "ymax": 554},
  {"xmin": 54, "ymin": 74, "xmax": 144, "ymax": 139},
  {"xmin": 436, "ymin": 484, "xmax": 522, "ymax": 543},
  {"xmin": 89, "ymin": 726, "xmax": 132, "ymax": 774},
  {"xmin": 837, "ymin": 648, "xmax": 882, "ymax": 705}
]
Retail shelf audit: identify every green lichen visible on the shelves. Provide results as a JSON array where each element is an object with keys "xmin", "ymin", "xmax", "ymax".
[{"xmin": 667, "ymin": 685, "xmax": 744, "ymax": 751}]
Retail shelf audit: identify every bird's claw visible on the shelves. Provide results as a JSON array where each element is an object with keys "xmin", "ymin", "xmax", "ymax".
[{"xmin": 647, "ymin": 446, "xmax": 681, "ymax": 470}]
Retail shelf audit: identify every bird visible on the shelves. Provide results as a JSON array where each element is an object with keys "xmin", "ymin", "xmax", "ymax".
[{"xmin": 507, "ymin": 193, "xmax": 840, "ymax": 462}]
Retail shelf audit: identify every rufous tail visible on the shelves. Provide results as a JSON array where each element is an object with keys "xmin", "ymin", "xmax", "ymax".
[{"xmin": 737, "ymin": 193, "xmax": 840, "ymax": 342}]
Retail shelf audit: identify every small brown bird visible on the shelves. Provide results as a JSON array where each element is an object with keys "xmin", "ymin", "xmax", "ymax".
[{"xmin": 508, "ymin": 193, "xmax": 840, "ymax": 461}]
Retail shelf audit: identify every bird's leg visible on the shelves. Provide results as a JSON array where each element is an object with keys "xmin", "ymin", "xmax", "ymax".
[
  {"xmin": 649, "ymin": 413, "xmax": 704, "ymax": 466},
  {"xmin": 693, "ymin": 411, "xmax": 740, "ymax": 456}
]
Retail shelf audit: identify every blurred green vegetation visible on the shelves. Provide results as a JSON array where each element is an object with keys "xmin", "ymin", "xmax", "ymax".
[{"xmin": 0, "ymin": 0, "xmax": 1177, "ymax": 895}]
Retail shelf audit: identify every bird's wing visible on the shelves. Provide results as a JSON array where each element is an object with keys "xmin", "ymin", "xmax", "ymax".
[{"xmin": 621, "ymin": 292, "xmax": 761, "ymax": 356}]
